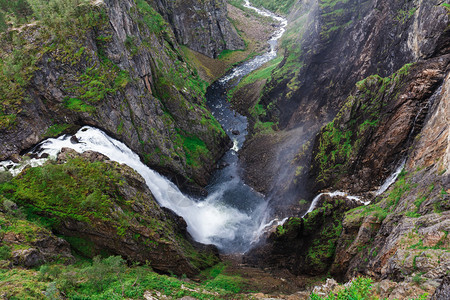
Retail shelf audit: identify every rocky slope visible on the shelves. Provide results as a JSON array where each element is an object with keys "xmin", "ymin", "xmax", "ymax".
[
  {"xmin": 0, "ymin": 0, "xmax": 243, "ymax": 192},
  {"xmin": 1, "ymin": 149, "xmax": 219, "ymax": 276}
]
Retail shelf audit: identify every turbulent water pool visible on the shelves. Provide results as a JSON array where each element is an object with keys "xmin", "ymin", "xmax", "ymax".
[{"xmin": 0, "ymin": 1, "xmax": 287, "ymax": 254}]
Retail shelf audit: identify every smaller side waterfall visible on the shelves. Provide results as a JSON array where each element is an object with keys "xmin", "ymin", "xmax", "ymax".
[
  {"xmin": 374, "ymin": 159, "xmax": 406, "ymax": 196},
  {"xmin": 302, "ymin": 191, "xmax": 370, "ymax": 218}
]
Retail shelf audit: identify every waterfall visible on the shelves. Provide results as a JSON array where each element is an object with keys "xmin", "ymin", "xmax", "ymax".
[
  {"xmin": 374, "ymin": 159, "xmax": 406, "ymax": 196},
  {"xmin": 302, "ymin": 191, "xmax": 370, "ymax": 218},
  {"xmin": 2, "ymin": 126, "xmax": 269, "ymax": 252}
]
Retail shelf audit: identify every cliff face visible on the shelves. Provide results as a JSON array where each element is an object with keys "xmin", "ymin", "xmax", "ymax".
[
  {"xmin": 0, "ymin": 0, "xmax": 238, "ymax": 191},
  {"xmin": 310, "ymin": 56, "xmax": 449, "ymax": 193},
  {"xmin": 152, "ymin": 0, "xmax": 245, "ymax": 58},
  {"xmin": 263, "ymin": 0, "xmax": 448, "ymax": 130},
  {"xmin": 246, "ymin": 65, "xmax": 450, "ymax": 288},
  {"xmin": 238, "ymin": 0, "xmax": 449, "ymax": 206}
]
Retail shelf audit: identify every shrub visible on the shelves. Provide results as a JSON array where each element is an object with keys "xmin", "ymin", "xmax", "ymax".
[{"xmin": 0, "ymin": 244, "xmax": 11, "ymax": 260}]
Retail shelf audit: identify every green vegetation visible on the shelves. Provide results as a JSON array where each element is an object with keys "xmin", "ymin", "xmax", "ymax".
[
  {"xmin": 250, "ymin": 0, "xmax": 296, "ymax": 15},
  {"xmin": 344, "ymin": 169, "xmax": 410, "ymax": 226},
  {"xmin": 0, "ymin": 255, "xmax": 246, "ymax": 299},
  {"xmin": 178, "ymin": 131, "xmax": 211, "ymax": 168},
  {"xmin": 0, "ymin": 0, "xmax": 32, "ymax": 32},
  {"xmin": 318, "ymin": 0, "xmax": 351, "ymax": 41},
  {"xmin": 42, "ymin": 124, "xmax": 72, "ymax": 138},
  {"xmin": 135, "ymin": 0, "xmax": 169, "ymax": 36},
  {"xmin": 227, "ymin": 56, "xmax": 282, "ymax": 134},
  {"xmin": 276, "ymin": 199, "xmax": 346, "ymax": 272},
  {"xmin": 310, "ymin": 277, "xmax": 372, "ymax": 300},
  {"xmin": 0, "ymin": 0, "xmax": 109, "ymax": 126},
  {"xmin": 395, "ymin": 7, "xmax": 417, "ymax": 24},
  {"xmin": 310, "ymin": 276, "xmax": 429, "ymax": 300},
  {"xmin": 231, "ymin": 56, "xmax": 283, "ymax": 96},
  {"xmin": 0, "ymin": 157, "xmax": 126, "ymax": 224}
]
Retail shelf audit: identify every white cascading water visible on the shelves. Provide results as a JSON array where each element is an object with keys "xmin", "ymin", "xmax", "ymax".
[
  {"xmin": 374, "ymin": 159, "xmax": 406, "ymax": 196},
  {"xmin": 302, "ymin": 191, "xmax": 370, "ymax": 218},
  {"xmin": 1, "ymin": 127, "xmax": 257, "ymax": 247}
]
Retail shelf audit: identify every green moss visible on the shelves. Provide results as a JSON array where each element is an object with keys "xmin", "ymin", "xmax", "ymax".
[
  {"xmin": 310, "ymin": 277, "xmax": 374, "ymax": 300},
  {"xmin": 0, "ymin": 157, "xmax": 126, "ymax": 225},
  {"xmin": 0, "ymin": 0, "xmax": 108, "ymax": 123},
  {"xmin": 63, "ymin": 98, "xmax": 95, "ymax": 113},
  {"xmin": 204, "ymin": 274, "xmax": 244, "ymax": 293},
  {"xmin": 313, "ymin": 63, "xmax": 414, "ymax": 185},
  {"xmin": 135, "ymin": 0, "xmax": 170, "ymax": 36},
  {"xmin": 178, "ymin": 132, "xmax": 211, "ymax": 168},
  {"xmin": 43, "ymin": 124, "xmax": 71, "ymax": 138},
  {"xmin": 229, "ymin": 55, "xmax": 282, "ymax": 100},
  {"xmin": 395, "ymin": 7, "xmax": 417, "ymax": 24}
]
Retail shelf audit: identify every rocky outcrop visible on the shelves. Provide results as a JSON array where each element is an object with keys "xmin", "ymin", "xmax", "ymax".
[
  {"xmin": 309, "ymin": 55, "xmax": 450, "ymax": 193},
  {"xmin": 328, "ymin": 70, "xmax": 450, "ymax": 283},
  {"xmin": 244, "ymin": 41, "xmax": 450, "ymax": 291},
  {"xmin": 244, "ymin": 195, "xmax": 361, "ymax": 275},
  {"xmin": 151, "ymin": 0, "xmax": 244, "ymax": 58},
  {"xmin": 432, "ymin": 276, "xmax": 450, "ymax": 300},
  {"xmin": 264, "ymin": 0, "xmax": 449, "ymax": 130},
  {"xmin": 0, "ymin": 0, "xmax": 232, "ymax": 192},
  {"xmin": 0, "ymin": 210, "xmax": 74, "ymax": 268},
  {"xmin": 3, "ymin": 149, "xmax": 219, "ymax": 276}
]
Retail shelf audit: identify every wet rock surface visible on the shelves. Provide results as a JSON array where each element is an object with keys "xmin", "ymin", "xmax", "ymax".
[{"xmin": 244, "ymin": 195, "xmax": 362, "ymax": 276}]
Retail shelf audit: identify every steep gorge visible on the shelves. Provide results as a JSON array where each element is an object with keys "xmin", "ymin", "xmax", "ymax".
[{"xmin": 0, "ymin": 0, "xmax": 449, "ymax": 299}]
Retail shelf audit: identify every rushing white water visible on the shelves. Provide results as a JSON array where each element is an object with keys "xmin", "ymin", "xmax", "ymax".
[
  {"xmin": 219, "ymin": 1, "xmax": 287, "ymax": 83},
  {"xmin": 374, "ymin": 159, "xmax": 406, "ymax": 196},
  {"xmin": 251, "ymin": 216, "xmax": 288, "ymax": 243},
  {"xmin": 0, "ymin": 157, "xmax": 50, "ymax": 177},
  {"xmin": 4, "ymin": 127, "xmax": 265, "ymax": 250}
]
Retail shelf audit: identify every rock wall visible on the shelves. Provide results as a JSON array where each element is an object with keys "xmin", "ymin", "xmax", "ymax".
[
  {"xmin": 264, "ymin": 0, "xmax": 449, "ymax": 130},
  {"xmin": 309, "ymin": 55, "xmax": 449, "ymax": 193},
  {"xmin": 0, "ymin": 0, "xmax": 236, "ymax": 191},
  {"xmin": 152, "ymin": 0, "xmax": 245, "ymax": 58},
  {"xmin": 245, "ymin": 51, "xmax": 450, "ymax": 298},
  {"xmin": 243, "ymin": 1, "xmax": 449, "ymax": 296}
]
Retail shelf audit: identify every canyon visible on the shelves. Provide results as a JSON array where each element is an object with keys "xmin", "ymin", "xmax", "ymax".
[{"xmin": 0, "ymin": 0, "xmax": 449, "ymax": 299}]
